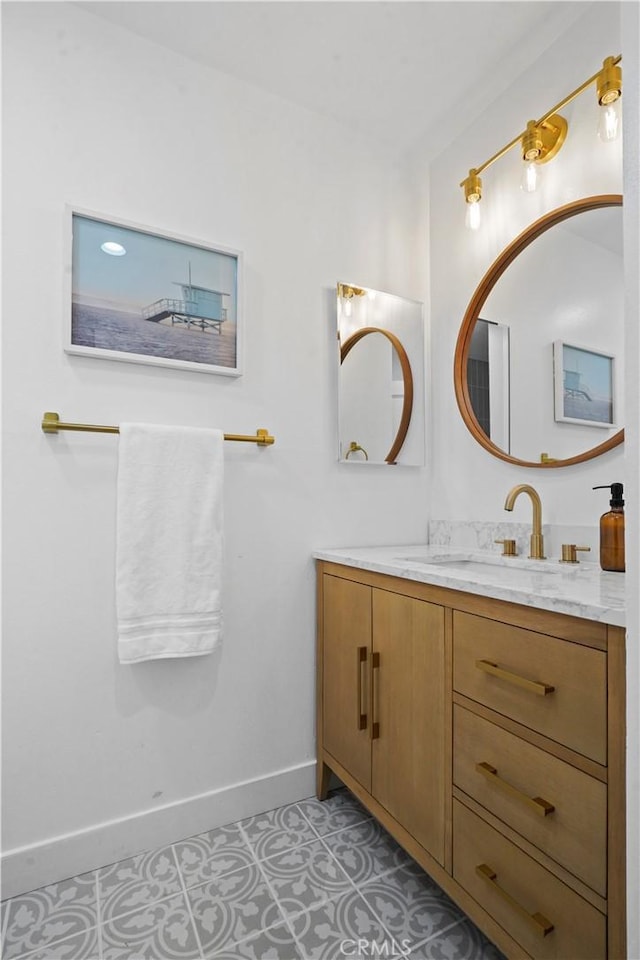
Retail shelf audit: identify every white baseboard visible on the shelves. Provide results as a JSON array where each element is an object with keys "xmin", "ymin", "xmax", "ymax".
[{"xmin": 1, "ymin": 760, "xmax": 316, "ymax": 900}]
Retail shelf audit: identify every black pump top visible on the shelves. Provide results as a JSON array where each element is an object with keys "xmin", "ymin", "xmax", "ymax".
[{"xmin": 593, "ymin": 482, "xmax": 625, "ymax": 508}]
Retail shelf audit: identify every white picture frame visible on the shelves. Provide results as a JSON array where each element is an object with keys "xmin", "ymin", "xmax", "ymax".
[
  {"xmin": 553, "ymin": 340, "xmax": 615, "ymax": 428},
  {"xmin": 65, "ymin": 207, "xmax": 243, "ymax": 376}
]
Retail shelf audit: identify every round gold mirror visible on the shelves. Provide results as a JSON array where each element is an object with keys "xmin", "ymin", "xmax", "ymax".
[
  {"xmin": 341, "ymin": 326, "xmax": 414, "ymax": 464},
  {"xmin": 454, "ymin": 195, "xmax": 623, "ymax": 467}
]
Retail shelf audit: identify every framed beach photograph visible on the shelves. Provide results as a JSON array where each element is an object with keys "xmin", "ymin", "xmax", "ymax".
[
  {"xmin": 553, "ymin": 340, "xmax": 615, "ymax": 428},
  {"xmin": 65, "ymin": 208, "xmax": 242, "ymax": 376}
]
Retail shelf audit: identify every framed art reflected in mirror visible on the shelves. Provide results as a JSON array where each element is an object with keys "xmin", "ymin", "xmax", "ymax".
[{"xmin": 454, "ymin": 195, "xmax": 623, "ymax": 467}]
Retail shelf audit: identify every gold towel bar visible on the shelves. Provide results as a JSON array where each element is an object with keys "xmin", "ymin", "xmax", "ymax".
[{"xmin": 41, "ymin": 412, "xmax": 275, "ymax": 446}]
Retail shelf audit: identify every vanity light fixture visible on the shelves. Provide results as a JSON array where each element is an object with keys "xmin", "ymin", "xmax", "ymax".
[
  {"xmin": 597, "ymin": 55, "xmax": 623, "ymax": 141},
  {"xmin": 462, "ymin": 169, "xmax": 482, "ymax": 230},
  {"xmin": 338, "ymin": 283, "xmax": 366, "ymax": 318},
  {"xmin": 338, "ymin": 284, "xmax": 366, "ymax": 300},
  {"xmin": 461, "ymin": 54, "xmax": 622, "ymax": 227}
]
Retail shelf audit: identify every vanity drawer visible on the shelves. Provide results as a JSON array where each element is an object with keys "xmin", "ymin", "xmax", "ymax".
[
  {"xmin": 452, "ymin": 611, "xmax": 607, "ymax": 763},
  {"xmin": 453, "ymin": 705, "xmax": 606, "ymax": 895},
  {"xmin": 453, "ymin": 799, "xmax": 606, "ymax": 960}
]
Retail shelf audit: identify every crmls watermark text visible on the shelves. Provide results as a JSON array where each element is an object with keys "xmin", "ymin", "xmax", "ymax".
[{"xmin": 340, "ymin": 938, "xmax": 412, "ymax": 957}]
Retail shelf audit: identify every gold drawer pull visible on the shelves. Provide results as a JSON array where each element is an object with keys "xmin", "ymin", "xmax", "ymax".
[
  {"xmin": 476, "ymin": 762, "xmax": 555, "ymax": 816},
  {"xmin": 371, "ymin": 651, "xmax": 380, "ymax": 740},
  {"xmin": 475, "ymin": 659, "xmax": 555, "ymax": 696},
  {"xmin": 476, "ymin": 863, "xmax": 554, "ymax": 937},
  {"xmin": 357, "ymin": 646, "xmax": 368, "ymax": 731}
]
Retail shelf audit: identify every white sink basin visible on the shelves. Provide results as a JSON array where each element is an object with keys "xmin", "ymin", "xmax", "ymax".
[
  {"xmin": 428, "ymin": 559, "xmax": 561, "ymax": 578},
  {"xmin": 396, "ymin": 555, "xmax": 563, "ymax": 578}
]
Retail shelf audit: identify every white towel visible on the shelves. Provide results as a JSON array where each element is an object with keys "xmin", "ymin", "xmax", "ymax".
[{"xmin": 116, "ymin": 423, "xmax": 224, "ymax": 664}]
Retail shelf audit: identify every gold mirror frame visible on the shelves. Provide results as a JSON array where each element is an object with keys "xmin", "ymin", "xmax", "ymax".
[
  {"xmin": 341, "ymin": 326, "xmax": 414, "ymax": 464},
  {"xmin": 454, "ymin": 194, "xmax": 624, "ymax": 468}
]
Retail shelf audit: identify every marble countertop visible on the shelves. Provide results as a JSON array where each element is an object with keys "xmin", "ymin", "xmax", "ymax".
[{"xmin": 314, "ymin": 544, "xmax": 626, "ymax": 627}]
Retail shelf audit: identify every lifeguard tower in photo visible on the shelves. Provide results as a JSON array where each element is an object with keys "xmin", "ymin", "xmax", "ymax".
[{"xmin": 142, "ymin": 266, "xmax": 230, "ymax": 334}]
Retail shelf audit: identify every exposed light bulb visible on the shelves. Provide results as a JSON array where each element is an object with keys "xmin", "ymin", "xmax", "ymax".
[
  {"xmin": 598, "ymin": 97, "xmax": 621, "ymax": 142},
  {"xmin": 465, "ymin": 201, "xmax": 481, "ymax": 231},
  {"xmin": 520, "ymin": 161, "xmax": 540, "ymax": 193}
]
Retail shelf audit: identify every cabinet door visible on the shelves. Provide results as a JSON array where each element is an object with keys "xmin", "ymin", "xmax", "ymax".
[
  {"xmin": 322, "ymin": 575, "xmax": 372, "ymax": 791},
  {"xmin": 372, "ymin": 590, "xmax": 446, "ymax": 865}
]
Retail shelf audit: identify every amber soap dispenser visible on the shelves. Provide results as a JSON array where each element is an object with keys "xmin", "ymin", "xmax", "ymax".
[{"xmin": 593, "ymin": 483, "xmax": 625, "ymax": 572}]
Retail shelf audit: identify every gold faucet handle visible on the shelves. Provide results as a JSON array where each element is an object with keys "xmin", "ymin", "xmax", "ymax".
[
  {"xmin": 560, "ymin": 544, "xmax": 591, "ymax": 564},
  {"xmin": 495, "ymin": 538, "xmax": 517, "ymax": 556}
]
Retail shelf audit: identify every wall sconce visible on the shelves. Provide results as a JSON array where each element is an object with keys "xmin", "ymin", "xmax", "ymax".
[
  {"xmin": 338, "ymin": 283, "xmax": 366, "ymax": 318},
  {"xmin": 597, "ymin": 55, "xmax": 623, "ymax": 141},
  {"xmin": 461, "ymin": 54, "xmax": 622, "ymax": 228},
  {"xmin": 520, "ymin": 115, "xmax": 567, "ymax": 192},
  {"xmin": 462, "ymin": 169, "xmax": 482, "ymax": 230}
]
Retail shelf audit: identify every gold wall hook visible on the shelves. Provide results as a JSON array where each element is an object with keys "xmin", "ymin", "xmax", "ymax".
[{"xmin": 345, "ymin": 441, "xmax": 369, "ymax": 460}]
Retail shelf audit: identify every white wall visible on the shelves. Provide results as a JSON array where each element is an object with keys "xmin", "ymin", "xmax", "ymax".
[
  {"xmin": 429, "ymin": 3, "xmax": 624, "ymax": 525},
  {"xmin": 1, "ymin": 2, "xmax": 429, "ymax": 896},
  {"xmin": 4, "ymin": 3, "xmax": 638, "ymax": 943},
  {"xmin": 428, "ymin": 3, "xmax": 639, "ymax": 951}
]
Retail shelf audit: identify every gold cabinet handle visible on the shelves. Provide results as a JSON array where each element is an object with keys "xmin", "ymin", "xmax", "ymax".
[
  {"xmin": 357, "ymin": 646, "xmax": 368, "ymax": 731},
  {"xmin": 476, "ymin": 762, "xmax": 555, "ymax": 816},
  {"xmin": 371, "ymin": 651, "xmax": 380, "ymax": 740},
  {"xmin": 475, "ymin": 659, "xmax": 555, "ymax": 696},
  {"xmin": 476, "ymin": 863, "xmax": 554, "ymax": 937}
]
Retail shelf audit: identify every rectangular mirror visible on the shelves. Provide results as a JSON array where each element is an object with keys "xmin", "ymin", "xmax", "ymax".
[{"xmin": 337, "ymin": 282, "xmax": 425, "ymax": 465}]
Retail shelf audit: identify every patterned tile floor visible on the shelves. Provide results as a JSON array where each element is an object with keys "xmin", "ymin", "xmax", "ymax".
[{"xmin": 0, "ymin": 789, "xmax": 506, "ymax": 960}]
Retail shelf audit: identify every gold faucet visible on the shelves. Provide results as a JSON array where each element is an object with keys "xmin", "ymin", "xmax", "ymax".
[{"xmin": 504, "ymin": 484, "xmax": 546, "ymax": 559}]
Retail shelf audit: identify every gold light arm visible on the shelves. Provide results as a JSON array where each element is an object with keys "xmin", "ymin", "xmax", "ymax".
[
  {"xmin": 41, "ymin": 412, "xmax": 275, "ymax": 446},
  {"xmin": 462, "ymin": 131, "xmax": 524, "ymax": 182},
  {"xmin": 460, "ymin": 54, "xmax": 622, "ymax": 186},
  {"xmin": 537, "ymin": 55, "xmax": 622, "ymax": 126}
]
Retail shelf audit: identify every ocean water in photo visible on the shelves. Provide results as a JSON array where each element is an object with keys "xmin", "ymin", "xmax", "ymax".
[{"xmin": 71, "ymin": 301, "xmax": 237, "ymax": 368}]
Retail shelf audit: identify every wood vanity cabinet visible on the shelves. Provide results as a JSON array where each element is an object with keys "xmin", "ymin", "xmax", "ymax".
[
  {"xmin": 320, "ymin": 571, "xmax": 446, "ymax": 864},
  {"xmin": 316, "ymin": 561, "xmax": 626, "ymax": 960}
]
